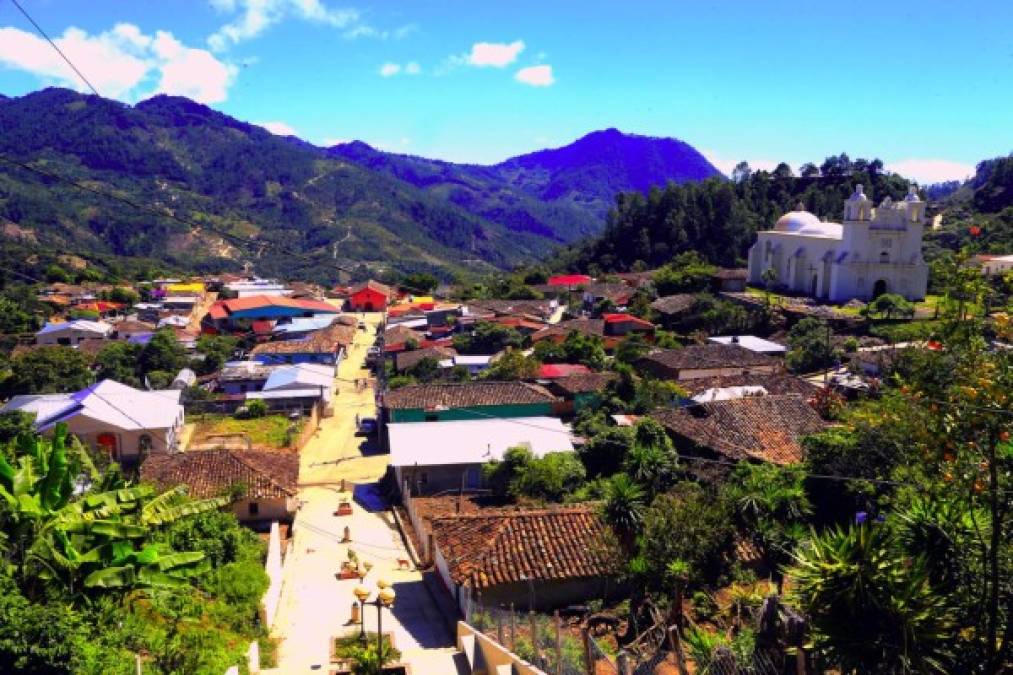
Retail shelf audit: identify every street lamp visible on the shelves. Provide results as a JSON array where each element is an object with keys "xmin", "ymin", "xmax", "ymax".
[{"xmin": 353, "ymin": 579, "xmax": 397, "ymax": 668}]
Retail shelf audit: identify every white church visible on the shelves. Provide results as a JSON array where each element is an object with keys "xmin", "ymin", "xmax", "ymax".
[{"xmin": 747, "ymin": 185, "xmax": 929, "ymax": 302}]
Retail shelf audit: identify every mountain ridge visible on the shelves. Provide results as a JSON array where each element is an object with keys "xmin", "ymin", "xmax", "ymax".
[{"xmin": 0, "ymin": 87, "xmax": 722, "ymax": 281}]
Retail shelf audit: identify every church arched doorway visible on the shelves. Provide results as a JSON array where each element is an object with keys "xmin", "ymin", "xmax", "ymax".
[
  {"xmin": 810, "ymin": 275, "xmax": 818, "ymax": 297},
  {"xmin": 872, "ymin": 279, "xmax": 888, "ymax": 298}
]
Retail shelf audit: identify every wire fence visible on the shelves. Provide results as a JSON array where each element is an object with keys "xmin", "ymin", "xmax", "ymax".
[
  {"xmin": 467, "ymin": 601, "xmax": 589, "ymax": 674},
  {"xmin": 589, "ymin": 635, "xmax": 618, "ymax": 674}
]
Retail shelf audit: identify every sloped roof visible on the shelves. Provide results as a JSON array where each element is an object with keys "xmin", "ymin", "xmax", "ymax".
[
  {"xmin": 18, "ymin": 380, "xmax": 183, "ymax": 432},
  {"xmin": 538, "ymin": 363, "xmax": 592, "ymax": 379},
  {"xmin": 547, "ymin": 274, "xmax": 592, "ymax": 287},
  {"xmin": 675, "ymin": 372, "xmax": 818, "ymax": 398},
  {"xmin": 466, "ymin": 299, "xmax": 557, "ymax": 320},
  {"xmin": 431, "ymin": 507, "xmax": 613, "ymax": 589},
  {"xmin": 384, "ymin": 381, "xmax": 558, "ymax": 410},
  {"xmin": 639, "ymin": 344, "xmax": 779, "ymax": 372},
  {"xmin": 263, "ymin": 363, "xmax": 334, "ymax": 390},
  {"xmin": 350, "ymin": 279, "xmax": 393, "ymax": 297},
  {"xmin": 37, "ymin": 319, "xmax": 112, "ymax": 336},
  {"xmin": 650, "ymin": 394, "xmax": 825, "ymax": 465},
  {"xmin": 140, "ymin": 448, "xmax": 298, "ymax": 500},
  {"xmin": 250, "ymin": 322, "xmax": 355, "ymax": 356},
  {"xmin": 549, "ymin": 372, "xmax": 619, "ymax": 396},
  {"xmin": 213, "ymin": 295, "xmax": 338, "ymax": 316},
  {"xmin": 531, "ymin": 318, "xmax": 605, "ymax": 342},
  {"xmin": 602, "ymin": 313, "xmax": 655, "ymax": 328},
  {"xmin": 395, "ymin": 346, "xmax": 456, "ymax": 372},
  {"xmin": 650, "ymin": 294, "xmax": 697, "ymax": 316}
]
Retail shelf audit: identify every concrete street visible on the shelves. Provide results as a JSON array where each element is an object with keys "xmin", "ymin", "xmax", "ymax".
[{"xmin": 265, "ymin": 312, "xmax": 465, "ymax": 674}]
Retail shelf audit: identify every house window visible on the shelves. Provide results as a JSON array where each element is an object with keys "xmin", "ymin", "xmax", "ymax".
[
  {"xmin": 424, "ymin": 412, "xmax": 439, "ymax": 422},
  {"xmin": 419, "ymin": 473, "xmax": 429, "ymax": 485},
  {"xmin": 248, "ymin": 501, "xmax": 260, "ymax": 516},
  {"xmin": 58, "ymin": 337, "xmax": 70, "ymax": 346},
  {"xmin": 138, "ymin": 435, "xmax": 152, "ymax": 452}
]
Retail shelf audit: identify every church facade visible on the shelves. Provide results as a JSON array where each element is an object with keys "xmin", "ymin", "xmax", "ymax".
[{"xmin": 747, "ymin": 185, "xmax": 929, "ymax": 302}]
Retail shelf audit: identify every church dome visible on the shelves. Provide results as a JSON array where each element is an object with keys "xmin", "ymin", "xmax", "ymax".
[{"xmin": 774, "ymin": 209, "xmax": 822, "ymax": 232}]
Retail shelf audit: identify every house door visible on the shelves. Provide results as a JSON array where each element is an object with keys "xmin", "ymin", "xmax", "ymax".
[
  {"xmin": 465, "ymin": 467, "xmax": 481, "ymax": 489},
  {"xmin": 364, "ymin": 301, "xmax": 374, "ymax": 311},
  {"xmin": 96, "ymin": 433, "xmax": 118, "ymax": 460},
  {"xmin": 872, "ymin": 279, "xmax": 888, "ymax": 298}
]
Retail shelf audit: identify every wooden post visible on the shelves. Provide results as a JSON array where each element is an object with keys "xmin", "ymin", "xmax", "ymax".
[
  {"xmin": 669, "ymin": 625, "xmax": 688, "ymax": 675},
  {"xmin": 617, "ymin": 649, "xmax": 632, "ymax": 675},
  {"xmin": 796, "ymin": 647, "xmax": 807, "ymax": 675},
  {"xmin": 529, "ymin": 611, "xmax": 538, "ymax": 667},
  {"xmin": 554, "ymin": 610, "xmax": 562, "ymax": 675},
  {"xmin": 509, "ymin": 603, "xmax": 516, "ymax": 650},
  {"xmin": 582, "ymin": 627, "xmax": 594, "ymax": 675}
]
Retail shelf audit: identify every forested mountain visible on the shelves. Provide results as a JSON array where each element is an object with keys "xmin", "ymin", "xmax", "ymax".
[
  {"xmin": 558, "ymin": 157, "xmax": 915, "ymax": 271},
  {"xmin": 0, "ymin": 88, "xmax": 720, "ymax": 283}
]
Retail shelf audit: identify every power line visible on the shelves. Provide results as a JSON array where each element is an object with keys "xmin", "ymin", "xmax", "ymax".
[{"xmin": 7, "ymin": 0, "xmax": 102, "ymax": 97}]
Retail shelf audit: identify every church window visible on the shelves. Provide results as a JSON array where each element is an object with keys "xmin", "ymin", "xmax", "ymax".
[
  {"xmin": 881, "ymin": 238, "xmax": 892, "ymax": 248},
  {"xmin": 880, "ymin": 251, "xmax": 890, "ymax": 263}
]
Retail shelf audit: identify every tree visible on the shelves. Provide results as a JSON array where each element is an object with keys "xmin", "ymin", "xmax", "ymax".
[
  {"xmin": 614, "ymin": 333, "xmax": 650, "ymax": 365},
  {"xmin": 480, "ymin": 350, "xmax": 540, "ymax": 381},
  {"xmin": 93, "ymin": 342, "xmax": 142, "ymax": 386},
  {"xmin": 622, "ymin": 419, "xmax": 678, "ymax": 498},
  {"xmin": 800, "ymin": 162, "xmax": 820, "ymax": 178},
  {"xmin": 601, "ymin": 474, "xmax": 646, "ymax": 553},
  {"xmin": 401, "ymin": 272, "xmax": 438, "ymax": 295},
  {"xmin": 862, "ymin": 292, "xmax": 915, "ymax": 321},
  {"xmin": 731, "ymin": 162, "xmax": 752, "ymax": 183},
  {"xmin": 510, "ymin": 452, "xmax": 586, "ymax": 502},
  {"xmin": 533, "ymin": 331, "xmax": 606, "ymax": 370},
  {"xmin": 578, "ymin": 426, "xmax": 634, "ymax": 478},
  {"xmin": 453, "ymin": 322, "xmax": 524, "ymax": 355},
  {"xmin": 44, "ymin": 265, "xmax": 70, "ymax": 283},
  {"xmin": 0, "ymin": 297, "xmax": 38, "ymax": 334},
  {"xmin": 138, "ymin": 328, "xmax": 185, "ymax": 376},
  {"xmin": 194, "ymin": 335, "xmax": 238, "ymax": 375},
  {"xmin": 1, "ymin": 347, "xmax": 93, "ymax": 397},
  {"xmin": 653, "ymin": 252, "xmax": 717, "ymax": 295},
  {"xmin": 789, "ymin": 523, "xmax": 954, "ymax": 673},
  {"xmin": 785, "ymin": 317, "xmax": 837, "ymax": 373},
  {"xmin": 403, "ymin": 356, "xmax": 441, "ymax": 384}
]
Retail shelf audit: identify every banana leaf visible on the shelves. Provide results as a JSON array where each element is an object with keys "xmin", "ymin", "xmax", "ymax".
[
  {"xmin": 13, "ymin": 457, "xmax": 36, "ymax": 497},
  {"xmin": 17, "ymin": 493, "xmax": 44, "ymax": 518},
  {"xmin": 142, "ymin": 496, "xmax": 229, "ymax": 526},
  {"xmin": 0, "ymin": 454, "xmax": 15, "ymax": 486},
  {"xmin": 87, "ymin": 520, "xmax": 147, "ymax": 539},
  {"xmin": 40, "ymin": 433, "xmax": 69, "ymax": 511},
  {"xmin": 137, "ymin": 567, "xmax": 189, "ymax": 589},
  {"xmin": 156, "ymin": 551, "xmax": 205, "ymax": 571},
  {"xmin": 84, "ymin": 565, "xmax": 136, "ymax": 588}
]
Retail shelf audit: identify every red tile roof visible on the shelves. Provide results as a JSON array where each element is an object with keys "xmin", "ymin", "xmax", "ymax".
[
  {"xmin": 538, "ymin": 363, "xmax": 592, "ymax": 379},
  {"xmin": 638, "ymin": 344, "xmax": 779, "ymax": 373},
  {"xmin": 547, "ymin": 274, "xmax": 592, "ymax": 287},
  {"xmin": 549, "ymin": 372, "xmax": 619, "ymax": 396},
  {"xmin": 650, "ymin": 394, "xmax": 826, "ymax": 465},
  {"xmin": 384, "ymin": 381, "xmax": 558, "ymax": 410},
  {"xmin": 250, "ymin": 322, "xmax": 355, "ymax": 356},
  {"xmin": 140, "ymin": 448, "xmax": 298, "ymax": 499},
  {"xmin": 431, "ymin": 507, "xmax": 614, "ymax": 589},
  {"xmin": 350, "ymin": 279, "xmax": 393, "ymax": 297},
  {"xmin": 602, "ymin": 313, "xmax": 655, "ymax": 329}
]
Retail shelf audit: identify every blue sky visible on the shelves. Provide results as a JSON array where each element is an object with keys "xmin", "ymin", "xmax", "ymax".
[{"xmin": 0, "ymin": 0, "xmax": 1010, "ymax": 181}]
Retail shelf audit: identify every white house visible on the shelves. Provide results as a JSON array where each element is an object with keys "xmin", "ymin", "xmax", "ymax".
[
  {"xmin": 225, "ymin": 279, "xmax": 291, "ymax": 298},
  {"xmin": 747, "ymin": 185, "xmax": 929, "ymax": 302},
  {"xmin": 2, "ymin": 379, "xmax": 185, "ymax": 462},
  {"xmin": 388, "ymin": 416, "xmax": 574, "ymax": 495},
  {"xmin": 35, "ymin": 319, "xmax": 113, "ymax": 346},
  {"xmin": 708, "ymin": 335, "xmax": 787, "ymax": 355},
  {"xmin": 261, "ymin": 362, "xmax": 335, "ymax": 403}
]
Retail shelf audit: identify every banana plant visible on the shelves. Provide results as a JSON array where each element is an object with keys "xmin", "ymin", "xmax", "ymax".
[{"xmin": 1, "ymin": 425, "xmax": 226, "ymax": 595}]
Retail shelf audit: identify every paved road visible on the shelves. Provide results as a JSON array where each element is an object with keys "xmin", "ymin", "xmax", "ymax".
[{"xmin": 266, "ymin": 312, "xmax": 464, "ymax": 674}]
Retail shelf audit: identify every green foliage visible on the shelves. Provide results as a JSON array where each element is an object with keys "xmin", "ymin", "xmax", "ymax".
[
  {"xmin": 44, "ymin": 264, "xmax": 70, "ymax": 283},
  {"xmin": 861, "ymin": 292, "xmax": 915, "ymax": 321},
  {"xmin": 788, "ymin": 523, "xmax": 954, "ymax": 672},
  {"xmin": 94, "ymin": 341, "xmax": 143, "ymax": 387},
  {"xmin": 578, "ymin": 425, "xmax": 634, "ymax": 478},
  {"xmin": 194, "ymin": 334, "xmax": 238, "ymax": 375},
  {"xmin": 0, "ymin": 296, "xmax": 39, "ymax": 334},
  {"xmin": 614, "ymin": 333, "xmax": 650, "ymax": 365},
  {"xmin": 479, "ymin": 349, "xmax": 540, "ymax": 380},
  {"xmin": 785, "ymin": 317, "xmax": 838, "ymax": 373},
  {"xmin": 483, "ymin": 446, "xmax": 586, "ymax": 502},
  {"xmin": 138, "ymin": 328, "xmax": 186, "ymax": 376},
  {"xmin": 532, "ymin": 330, "xmax": 606, "ymax": 370},
  {"xmin": 400, "ymin": 272, "xmax": 438, "ymax": 294},
  {"xmin": 652, "ymin": 252, "xmax": 718, "ymax": 294},
  {"xmin": 0, "ymin": 412, "xmax": 35, "ymax": 451},
  {"xmin": 600, "ymin": 473, "xmax": 646, "ymax": 550},
  {"xmin": 1, "ymin": 346, "xmax": 94, "ymax": 397},
  {"xmin": 333, "ymin": 633, "xmax": 400, "ymax": 675},
  {"xmin": 240, "ymin": 399, "xmax": 269, "ymax": 419},
  {"xmin": 640, "ymin": 483, "xmax": 734, "ymax": 587},
  {"xmin": 453, "ymin": 321, "xmax": 524, "ymax": 355}
]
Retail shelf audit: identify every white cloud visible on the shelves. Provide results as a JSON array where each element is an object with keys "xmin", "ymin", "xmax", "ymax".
[
  {"xmin": 0, "ymin": 23, "xmax": 236, "ymax": 103},
  {"xmin": 514, "ymin": 64, "xmax": 554, "ymax": 87},
  {"xmin": 208, "ymin": 0, "xmax": 360, "ymax": 51},
  {"xmin": 379, "ymin": 61, "xmax": 420, "ymax": 77},
  {"xmin": 208, "ymin": 0, "xmax": 408, "ymax": 48},
  {"xmin": 256, "ymin": 120, "xmax": 299, "ymax": 136},
  {"xmin": 468, "ymin": 40, "xmax": 524, "ymax": 67},
  {"xmin": 886, "ymin": 158, "xmax": 974, "ymax": 184}
]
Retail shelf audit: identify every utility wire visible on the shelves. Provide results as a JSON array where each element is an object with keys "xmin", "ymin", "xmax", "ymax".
[{"xmin": 7, "ymin": 0, "xmax": 102, "ymax": 97}]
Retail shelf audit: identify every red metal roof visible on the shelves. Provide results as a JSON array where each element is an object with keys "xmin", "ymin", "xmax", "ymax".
[
  {"xmin": 213, "ymin": 295, "xmax": 337, "ymax": 316},
  {"xmin": 538, "ymin": 363, "xmax": 592, "ymax": 378},
  {"xmin": 251, "ymin": 320, "xmax": 275, "ymax": 335},
  {"xmin": 547, "ymin": 274, "xmax": 592, "ymax": 287},
  {"xmin": 603, "ymin": 313, "xmax": 655, "ymax": 328}
]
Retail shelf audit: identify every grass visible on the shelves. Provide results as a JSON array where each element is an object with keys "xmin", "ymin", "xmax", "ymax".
[{"xmin": 191, "ymin": 414, "xmax": 303, "ymax": 448}]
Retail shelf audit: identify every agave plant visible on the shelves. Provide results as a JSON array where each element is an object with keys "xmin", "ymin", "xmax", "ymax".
[
  {"xmin": 0, "ymin": 425, "xmax": 226, "ymax": 596},
  {"xmin": 787, "ymin": 523, "xmax": 954, "ymax": 673}
]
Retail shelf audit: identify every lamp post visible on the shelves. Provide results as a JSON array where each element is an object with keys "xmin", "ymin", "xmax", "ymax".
[{"xmin": 353, "ymin": 578, "xmax": 396, "ymax": 668}]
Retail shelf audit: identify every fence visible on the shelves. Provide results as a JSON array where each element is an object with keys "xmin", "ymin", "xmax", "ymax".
[
  {"xmin": 400, "ymin": 480, "xmax": 431, "ymax": 563},
  {"xmin": 467, "ymin": 600, "xmax": 588, "ymax": 675}
]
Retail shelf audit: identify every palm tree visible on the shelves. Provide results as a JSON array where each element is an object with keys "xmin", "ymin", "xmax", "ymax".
[
  {"xmin": 787, "ymin": 523, "xmax": 954, "ymax": 673},
  {"xmin": 601, "ymin": 474, "xmax": 646, "ymax": 554}
]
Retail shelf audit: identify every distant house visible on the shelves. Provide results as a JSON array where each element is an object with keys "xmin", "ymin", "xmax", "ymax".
[
  {"xmin": 383, "ymin": 381, "xmax": 560, "ymax": 423},
  {"xmin": 112, "ymin": 319, "xmax": 156, "ymax": 341},
  {"xmin": 1, "ymin": 379, "xmax": 185, "ymax": 462},
  {"xmin": 537, "ymin": 364, "xmax": 592, "ymax": 379},
  {"xmin": 163, "ymin": 281, "xmax": 205, "ymax": 297},
  {"xmin": 637, "ymin": 344, "xmax": 781, "ymax": 381},
  {"xmin": 531, "ymin": 315, "xmax": 654, "ymax": 350},
  {"xmin": 134, "ymin": 303, "xmax": 164, "ymax": 323},
  {"xmin": 389, "ymin": 416, "xmax": 574, "ymax": 494},
  {"xmin": 262, "ymin": 362, "xmax": 335, "ymax": 403},
  {"xmin": 140, "ymin": 448, "xmax": 298, "ymax": 524},
  {"xmin": 601, "ymin": 313, "xmax": 655, "ymax": 338},
  {"xmin": 161, "ymin": 296, "xmax": 198, "ymax": 313},
  {"xmin": 441, "ymin": 354, "xmax": 495, "ymax": 376},
  {"xmin": 225, "ymin": 279, "xmax": 292, "ymax": 298},
  {"xmin": 219, "ymin": 361, "xmax": 274, "ymax": 394},
  {"xmin": 547, "ymin": 274, "xmax": 592, "ymax": 288},
  {"xmin": 157, "ymin": 315, "xmax": 190, "ymax": 329},
  {"xmin": 249, "ymin": 322, "xmax": 355, "ymax": 365},
  {"xmin": 711, "ymin": 268, "xmax": 748, "ymax": 293},
  {"xmin": 582, "ymin": 282, "xmax": 634, "ymax": 309},
  {"xmin": 271, "ymin": 314, "xmax": 339, "ymax": 339},
  {"xmin": 395, "ymin": 347, "xmax": 457, "ymax": 374},
  {"xmin": 203, "ymin": 295, "xmax": 338, "ymax": 333},
  {"xmin": 35, "ymin": 319, "xmax": 113, "ymax": 346},
  {"xmin": 650, "ymin": 294, "xmax": 697, "ymax": 327},
  {"xmin": 676, "ymin": 372, "xmax": 818, "ymax": 404},
  {"xmin": 545, "ymin": 372, "xmax": 619, "ymax": 414},
  {"xmin": 430, "ymin": 506, "xmax": 616, "ymax": 613},
  {"xmin": 464, "ymin": 299, "xmax": 561, "ymax": 323},
  {"xmin": 973, "ymin": 253, "xmax": 1013, "ymax": 277},
  {"xmin": 651, "ymin": 394, "xmax": 826, "ymax": 466},
  {"xmin": 348, "ymin": 280, "xmax": 393, "ymax": 312},
  {"xmin": 708, "ymin": 335, "xmax": 787, "ymax": 355}
]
